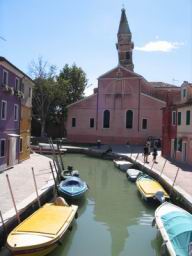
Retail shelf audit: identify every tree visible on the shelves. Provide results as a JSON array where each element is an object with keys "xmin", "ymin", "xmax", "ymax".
[
  {"xmin": 30, "ymin": 57, "xmax": 58, "ymax": 137},
  {"xmin": 57, "ymin": 64, "xmax": 87, "ymax": 106}
]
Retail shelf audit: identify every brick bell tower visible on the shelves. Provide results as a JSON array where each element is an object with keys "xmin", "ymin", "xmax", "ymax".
[{"xmin": 116, "ymin": 8, "xmax": 134, "ymax": 71}]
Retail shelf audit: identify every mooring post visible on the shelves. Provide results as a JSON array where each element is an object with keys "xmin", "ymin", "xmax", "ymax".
[
  {"xmin": 160, "ymin": 159, "xmax": 167, "ymax": 177},
  {"xmin": 6, "ymin": 174, "xmax": 20, "ymax": 223},
  {"xmin": 49, "ymin": 161, "xmax": 58, "ymax": 198},
  {"xmin": 135, "ymin": 153, "xmax": 139, "ymax": 163},
  {"xmin": 31, "ymin": 167, "xmax": 41, "ymax": 208},
  {"xmin": 170, "ymin": 167, "xmax": 180, "ymax": 197},
  {"xmin": 57, "ymin": 143, "xmax": 65, "ymax": 171},
  {"xmin": 0, "ymin": 210, "xmax": 7, "ymax": 238}
]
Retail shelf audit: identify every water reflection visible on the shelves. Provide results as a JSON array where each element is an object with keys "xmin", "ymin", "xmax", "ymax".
[{"xmin": 50, "ymin": 154, "xmax": 161, "ymax": 256}]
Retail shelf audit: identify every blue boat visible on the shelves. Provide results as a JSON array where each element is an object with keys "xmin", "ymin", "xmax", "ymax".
[
  {"xmin": 58, "ymin": 177, "xmax": 88, "ymax": 200},
  {"xmin": 154, "ymin": 202, "xmax": 192, "ymax": 256}
]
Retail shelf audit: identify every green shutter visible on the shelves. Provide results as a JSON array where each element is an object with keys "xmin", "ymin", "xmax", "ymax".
[
  {"xmin": 178, "ymin": 112, "xmax": 181, "ymax": 125},
  {"xmin": 186, "ymin": 110, "xmax": 190, "ymax": 125}
]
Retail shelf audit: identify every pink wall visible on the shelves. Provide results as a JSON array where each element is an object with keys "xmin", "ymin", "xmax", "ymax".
[{"xmin": 66, "ymin": 66, "xmax": 167, "ymax": 145}]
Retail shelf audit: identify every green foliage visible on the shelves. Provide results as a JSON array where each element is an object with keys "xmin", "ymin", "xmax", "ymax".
[{"xmin": 31, "ymin": 58, "xmax": 87, "ymax": 136}]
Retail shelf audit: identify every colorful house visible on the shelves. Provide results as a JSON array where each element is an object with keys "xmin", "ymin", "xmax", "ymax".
[
  {"xmin": 0, "ymin": 57, "xmax": 33, "ymax": 171},
  {"xmin": 162, "ymin": 81, "xmax": 192, "ymax": 165},
  {"xmin": 19, "ymin": 76, "xmax": 33, "ymax": 161},
  {"xmin": 66, "ymin": 9, "xmax": 179, "ymax": 145}
]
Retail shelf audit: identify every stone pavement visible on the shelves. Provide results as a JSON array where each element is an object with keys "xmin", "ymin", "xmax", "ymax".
[
  {"xmin": 104, "ymin": 144, "xmax": 192, "ymax": 201},
  {"xmin": 0, "ymin": 153, "xmax": 55, "ymax": 218}
]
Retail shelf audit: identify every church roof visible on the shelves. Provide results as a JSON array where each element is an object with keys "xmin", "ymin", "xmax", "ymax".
[
  {"xmin": 118, "ymin": 8, "xmax": 131, "ymax": 35},
  {"xmin": 98, "ymin": 65, "xmax": 142, "ymax": 80}
]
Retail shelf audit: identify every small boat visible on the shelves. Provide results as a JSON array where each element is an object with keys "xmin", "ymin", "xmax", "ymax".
[
  {"xmin": 7, "ymin": 197, "xmax": 78, "ymax": 256},
  {"xmin": 154, "ymin": 202, "xmax": 192, "ymax": 256},
  {"xmin": 59, "ymin": 176, "xmax": 88, "ymax": 199},
  {"xmin": 136, "ymin": 174, "xmax": 169, "ymax": 203},
  {"xmin": 113, "ymin": 159, "xmax": 133, "ymax": 172},
  {"xmin": 31, "ymin": 143, "xmax": 67, "ymax": 154},
  {"xmin": 61, "ymin": 165, "xmax": 79, "ymax": 180},
  {"xmin": 126, "ymin": 169, "xmax": 142, "ymax": 182}
]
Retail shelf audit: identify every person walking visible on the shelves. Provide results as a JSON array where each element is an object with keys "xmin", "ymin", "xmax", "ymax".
[
  {"xmin": 143, "ymin": 144, "xmax": 149, "ymax": 163},
  {"xmin": 152, "ymin": 146, "xmax": 158, "ymax": 163}
]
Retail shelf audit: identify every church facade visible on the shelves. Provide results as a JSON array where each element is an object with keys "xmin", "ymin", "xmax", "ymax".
[{"xmin": 66, "ymin": 9, "xmax": 179, "ymax": 145}]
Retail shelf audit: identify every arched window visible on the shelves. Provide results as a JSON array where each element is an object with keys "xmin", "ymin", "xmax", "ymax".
[
  {"xmin": 126, "ymin": 110, "xmax": 133, "ymax": 129},
  {"xmin": 103, "ymin": 110, "xmax": 110, "ymax": 128}
]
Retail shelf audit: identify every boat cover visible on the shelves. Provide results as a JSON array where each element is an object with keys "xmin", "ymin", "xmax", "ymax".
[{"xmin": 161, "ymin": 211, "xmax": 192, "ymax": 256}]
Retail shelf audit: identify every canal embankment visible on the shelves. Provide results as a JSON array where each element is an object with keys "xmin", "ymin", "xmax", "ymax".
[{"xmin": 0, "ymin": 153, "xmax": 56, "ymax": 248}]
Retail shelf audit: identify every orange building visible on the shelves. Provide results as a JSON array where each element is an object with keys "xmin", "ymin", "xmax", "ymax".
[{"xmin": 19, "ymin": 77, "xmax": 33, "ymax": 161}]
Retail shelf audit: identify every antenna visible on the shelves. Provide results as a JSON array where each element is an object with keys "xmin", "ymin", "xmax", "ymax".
[{"xmin": 0, "ymin": 36, "xmax": 6, "ymax": 41}]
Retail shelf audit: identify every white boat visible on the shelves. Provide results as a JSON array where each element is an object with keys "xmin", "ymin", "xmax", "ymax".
[
  {"xmin": 31, "ymin": 143, "xmax": 67, "ymax": 154},
  {"xmin": 126, "ymin": 169, "xmax": 141, "ymax": 181},
  {"xmin": 154, "ymin": 202, "xmax": 192, "ymax": 256},
  {"xmin": 113, "ymin": 159, "xmax": 133, "ymax": 172}
]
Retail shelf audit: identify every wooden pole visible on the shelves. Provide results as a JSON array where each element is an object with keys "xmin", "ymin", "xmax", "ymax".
[
  {"xmin": 0, "ymin": 210, "xmax": 7, "ymax": 237},
  {"xmin": 49, "ymin": 161, "xmax": 58, "ymax": 197},
  {"xmin": 31, "ymin": 167, "xmax": 41, "ymax": 208},
  {"xmin": 160, "ymin": 159, "xmax": 167, "ymax": 177},
  {"xmin": 6, "ymin": 174, "xmax": 20, "ymax": 223},
  {"xmin": 57, "ymin": 143, "xmax": 65, "ymax": 170},
  {"xmin": 53, "ymin": 160, "xmax": 60, "ymax": 183},
  {"xmin": 170, "ymin": 167, "xmax": 180, "ymax": 196},
  {"xmin": 49, "ymin": 138, "xmax": 62, "ymax": 175}
]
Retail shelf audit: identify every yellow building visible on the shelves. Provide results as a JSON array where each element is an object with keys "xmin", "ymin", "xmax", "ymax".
[{"xmin": 19, "ymin": 77, "xmax": 34, "ymax": 161}]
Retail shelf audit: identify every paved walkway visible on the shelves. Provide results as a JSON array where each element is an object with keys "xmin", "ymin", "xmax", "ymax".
[
  {"xmin": 0, "ymin": 153, "xmax": 54, "ymax": 218},
  {"xmin": 99, "ymin": 144, "xmax": 192, "ymax": 200}
]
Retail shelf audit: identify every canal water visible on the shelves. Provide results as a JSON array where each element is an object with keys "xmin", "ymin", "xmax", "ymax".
[{"xmin": 50, "ymin": 154, "xmax": 162, "ymax": 256}]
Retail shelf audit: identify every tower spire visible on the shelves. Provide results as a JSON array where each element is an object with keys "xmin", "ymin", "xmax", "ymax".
[{"xmin": 116, "ymin": 8, "xmax": 134, "ymax": 71}]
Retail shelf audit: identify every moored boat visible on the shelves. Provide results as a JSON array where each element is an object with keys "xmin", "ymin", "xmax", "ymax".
[
  {"xmin": 154, "ymin": 202, "xmax": 192, "ymax": 256},
  {"xmin": 136, "ymin": 174, "xmax": 169, "ymax": 203},
  {"xmin": 59, "ymin": 176, "xmax": 88, "ymax": 200},
  {"xmin": 113, "ymin": 159, "xmax": 133, "ymax": 172},
  {"xmin": 6, "ymin": 197, "xmax": 78, "ymax": 256},
  {"xmin": 126, "ymin": 169, "xmax": 142, "ymax": 182},
  {"xmin": 61, "ymin": 165, "xmax": 79, "ymax": 180}
]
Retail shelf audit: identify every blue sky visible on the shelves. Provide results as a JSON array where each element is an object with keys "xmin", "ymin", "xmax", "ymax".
[{"xmin": 0, "ymin": 0, "xmax": 191, "ymax": 95}]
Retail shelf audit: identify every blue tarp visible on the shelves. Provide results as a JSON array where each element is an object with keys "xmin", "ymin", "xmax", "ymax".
[{"xmin": 161, "ymin": 211, "xmax": 192, "ymax": 256}]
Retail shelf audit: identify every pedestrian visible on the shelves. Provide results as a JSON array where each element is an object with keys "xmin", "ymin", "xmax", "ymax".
[
  {"xmin": 152, "ymin": 146, "xmax": 158, "ymax": 163},
  {"xmin": 143, "ymin": 144, "xmax": 149, "ymax": 163},
  {"xmin": 146, "ymin": 139, "xmax": 151, "ymax": 154}
]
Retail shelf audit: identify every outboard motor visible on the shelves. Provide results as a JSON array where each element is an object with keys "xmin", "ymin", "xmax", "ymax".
[{"xmin": 154, "ymin": 191, "xmax": 165, "ymax": 204}]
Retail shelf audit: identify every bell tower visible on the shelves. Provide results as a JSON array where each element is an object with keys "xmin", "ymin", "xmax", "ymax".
[{"xmin": 116, "ymin": 8, "xmax": 134, "ymax": 71}]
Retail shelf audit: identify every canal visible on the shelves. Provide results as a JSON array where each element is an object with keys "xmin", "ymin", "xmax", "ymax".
[{"xmin": 50, "ymin": 153, "xmax": 162, "ymax": 256}]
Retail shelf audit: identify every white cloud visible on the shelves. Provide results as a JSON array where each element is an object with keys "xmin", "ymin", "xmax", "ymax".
[{"xmin": 135, "ymin": 41, "xmax": 184, "ymax": 52}]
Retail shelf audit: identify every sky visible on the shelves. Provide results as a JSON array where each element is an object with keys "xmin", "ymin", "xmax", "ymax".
[{"xmin": 0, "ymin": 0, "xmax": 192, "ymax": 95}]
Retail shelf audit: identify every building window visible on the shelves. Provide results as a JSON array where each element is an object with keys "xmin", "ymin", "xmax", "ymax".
[
  {"xmin": 142, "ymin": 118, "xmax": 148, "ymax": 130},
  {"xmin": 1, "ymin": 100, "xmax": 7, "ymax": 120},
  {"xmin": 178, "ymin": 112, "xmax": 181, "ymax": 125},
  {"xmin": 14, "ymin": 104, "xmax": 19, "ymax": 121},
  {"xmin": 29, "ymin": 87, "xmax": 32, "ymax": 98},
  {"xmin": 2, "ymin": 70, "xmax": 8, "ymax": 85},
  {"xmin": 126, "ymin": 110, "xmax": 133, "ymax": 129},
  {"xmin": 172, "ymin": 111, "xmax": 176, "ymax": 125},
  {"xmin": 15, "ymin": 78, "xmax": 20, "ymax": 91},
  {"xmin": 20, "ymin": 137, "xmax": 23, "ymax": 153},
  {"xmin": 90, "ymin": 118, "xmax": 94, "ymax": 128},
  {"xmin": 186, "ymin": 110, "xmax": 190, "ymax": 125},
  {"xmin": 126, "ymin": 52, "xmax": 130, "ymax": 60},
  {"xmin": 183, "ymin": 89, "xmax": 186, "ymax": 98},
  {"xmin": 103, "ymin": 110, "xmax": 110, "ymax": 128},
  {"xmin": 72, "ymin": 117, "xmax": 76, "ymax": 127},
  {"xmin": 0, "ymin": 139, "xmax": 6, "ymax": 157}
]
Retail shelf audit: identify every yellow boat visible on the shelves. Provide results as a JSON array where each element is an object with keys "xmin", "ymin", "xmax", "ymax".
[
  {"xmin": 6, "ymin": 197, "xmax": 78, "ymax": 256},
  {"xmin": 136, "ymin": 174, "xmax": 169, "ymax": 203}
]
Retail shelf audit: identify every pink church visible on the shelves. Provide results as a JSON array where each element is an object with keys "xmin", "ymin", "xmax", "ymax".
[{"xmin": 66, "ymin": 9, "xmax": 179, "ymax": 145}]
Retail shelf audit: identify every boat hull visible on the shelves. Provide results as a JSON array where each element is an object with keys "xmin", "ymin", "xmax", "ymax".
[
  {"xmin": 136, "ymin": 174, "xmax": 169, "ymax": 202},
  {"xmin": 7, "ymin": 200, "xmax": 78, "ymax": 256}
]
